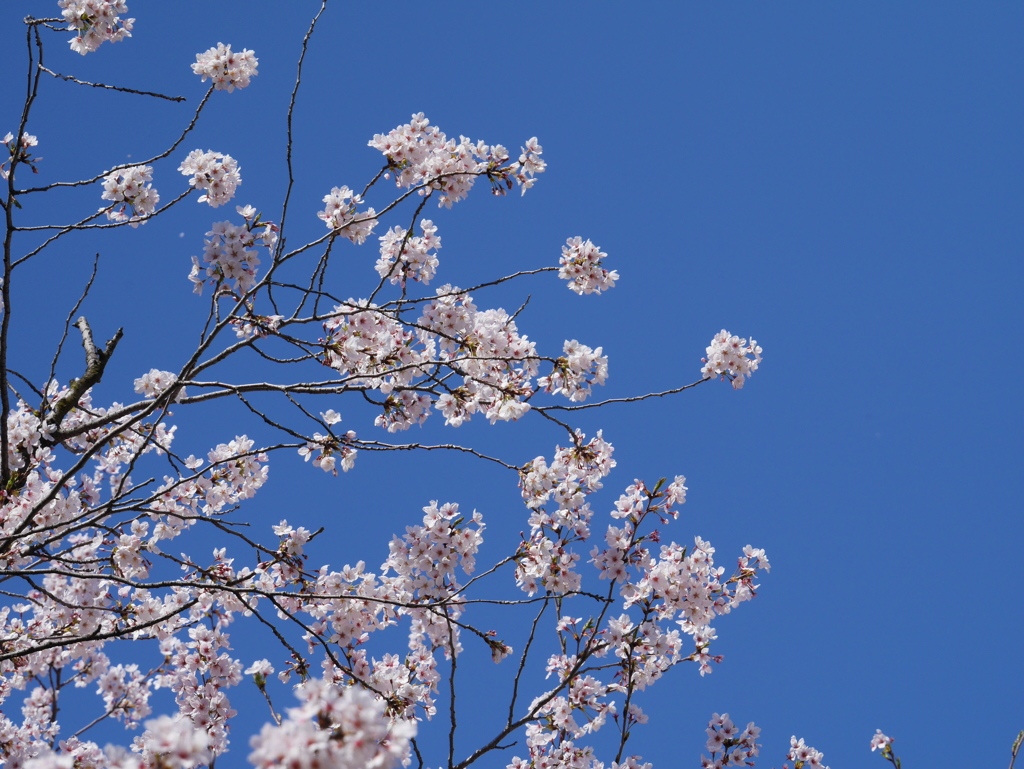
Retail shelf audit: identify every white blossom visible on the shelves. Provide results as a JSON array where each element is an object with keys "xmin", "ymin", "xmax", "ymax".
[
  {"xmin": 701, "ymin": 329, "xmax": 762, "ymax": 389},
  {"xmin": 192, "ymin": 43, "xmax": 258, "ymax": 92},
  {"xmin": 59, "ymin": 0, "xmax": 133, "ymax": 54}
]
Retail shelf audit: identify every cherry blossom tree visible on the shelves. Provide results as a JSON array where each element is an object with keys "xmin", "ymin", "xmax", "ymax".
[{"xmin": 0, "ymin": 4, "xmax": 938, "ymax": 769}]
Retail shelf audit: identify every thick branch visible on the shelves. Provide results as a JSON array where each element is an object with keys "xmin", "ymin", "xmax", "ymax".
[{"xmin": 45, "ymin": 316, "xmax": 122, "ymax": 429}]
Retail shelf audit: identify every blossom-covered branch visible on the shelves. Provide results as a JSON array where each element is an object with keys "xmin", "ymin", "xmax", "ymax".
[{"xmin": 0, "ymin": 4, "xmax": 774, "ymax": 769}]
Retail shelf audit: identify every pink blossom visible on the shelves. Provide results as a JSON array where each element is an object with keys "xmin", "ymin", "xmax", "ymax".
[
  {"xmin": 59, "ymin": 0, "xmax": 133, "ymax": 54},
  {"xmin": 871, "ymin": 729, "xmax": 894, "ymax": 751},
  {"xmin": 101, "ymin": 165, "xmax": 158, "ymax": 226},
  {"xmin": 559, "ymin": 237, "xmax": 618, "ymax": 295},
  {"xmin": 179, "ymin": 150, "xmax": 242, "ymax": 208},
  {"xmin": 317, "ymin": 185, "xmax": 378, "ymax": 242},
  {"xmin": 247, "ymin": 683, "xmax": 415, "ymax": 769},
  {"xmin": 375, "ymin": 219, "xmax": 440, "ymax": 286},
  {"xmin": 702, "ymin": 330, "xmax": 762, "ymax": 389},
  {"xmin": 192, "ymin": 43, "xmax": 258, "ymax": 92}
]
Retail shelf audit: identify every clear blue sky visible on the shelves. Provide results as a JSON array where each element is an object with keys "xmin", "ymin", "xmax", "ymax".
[{"xmin": 2, "ymin": 2, "xmax": 1021, "ymax": 767}]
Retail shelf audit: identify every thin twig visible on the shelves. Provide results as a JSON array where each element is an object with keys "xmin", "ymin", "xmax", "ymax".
[
  {"xmin": 43, "ymin": 253, "xmax": 99, "ymax": 412},
  {"xmin": 275, "ymin": 0, "xmax": 328, "ymax": 261},
  {"xmin": 38, "ymin": 65, "xmax": 185, "ymax": 101},
  {"xmin": 1010, "ymin": 730, "xmax": 1024, "ymax": 769}
]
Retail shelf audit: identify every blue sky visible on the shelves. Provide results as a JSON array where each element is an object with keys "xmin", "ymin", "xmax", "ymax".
[{"xmin": 2, "ymin": 1, "xmax": 1021, "ymax": 767}]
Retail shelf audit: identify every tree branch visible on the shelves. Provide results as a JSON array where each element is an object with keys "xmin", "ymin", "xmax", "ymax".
[{"xmin": 45, "ymin": 316, "xmax": 122, "ymax": 429}]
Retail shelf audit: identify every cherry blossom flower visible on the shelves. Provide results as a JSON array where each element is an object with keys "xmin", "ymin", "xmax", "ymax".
[
  {"xmin": 133, "ymin": 715, "xmax": 212, "ymax": 768},
  {"xmin": 247, "ymin": 682, "xmax": 415, "ymax": 769},
  {"xmin": 786, "ymin": 736, "xmax": 830, "ymax": 769},
  {"xmin": 179, "ymin": 150, "xmax": 241, "ymax": 208},
  {"xmin": 537, "ymin": 339, "xmax": 608, "ymax": 402},
  {"xmin": 188, "ymin": 217, "xmax": 276, "ymax": 296},
  {"xmin": 368, "ymin": 113, "xmax": 544, "ymax": 206},
  {"xmin": 317, "ymin": 185, "xmax": 378, "ymax": 242},
  {"xmin": 375, "ymin": 219, "xmax": 440, "ymax": 286},
  {"xmin": 514, "ymin": 137, "xmax": 546, "ymax": 194},
  {"xmin": 298, "ymin": 431, "xmax": 357, "ymax": 473},
  {"xmin": 1, "ymin": 131, "xmax": 40, "ymax": 179},
  {"xmin": 231, "ymin": 312, "xmax": 283, "ymax": 339},
  {"xmin": 101, "ymin": 165, "xmax": 159, "ymax": 227},
  {"xmin": 870, "ymin": 730, "xmax": 893, "ymax": 752},
  {"xmin": 192, "ymin": 43, "xmax": 258, "ymax": 92},
  {"xmin": 59, "ymin": 0, "xmax": 133, "ymax": 54},
  {"xmin": 701, "ymin": 330, "xmax": 762, "ymax": 389},
  {"xmin": 701, "ymin": 713, "xmax": 761, "ymax": 769},
  {"xmin": 244, "ymin": 660, "xmax": 275, "ymax": 687},
  {"xmin": 133, "ymin": 368, "xmax": 182, "ymax": 399},
  {"xmin": 559, "ymin": 237, "xmax": 618, "ymax": 295}
]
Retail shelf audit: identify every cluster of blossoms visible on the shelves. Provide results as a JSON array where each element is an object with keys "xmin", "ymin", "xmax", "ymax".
[
  {"xmin": 537, "ymin": 340, "xmax": 608, "ymax": 402},
  {"xmin": 1, "ymin": 132, "xmax": 39, "ymax": 180},
  {"xmin": 133, "ymin": 367, "xmax": 184, "ymax": 400},
  {"xmin": 317, "ymin": 185, "xmax": 379, "ymax": 243},
  {"xmin": 321, "ymin": 300, "xmax": 434, "ymax": 397},
  {"xmin": 515, "ymin": 431, "xmax": 617, "ymax": 595},
  {"xmin": 384, "ymin": 501, "xmax": 483, "ymax": 598},
  {"xmin": 310, "ymin": 122, "xmax": 629, "ymax": 435},
  {"xmin": 380, "ymin": 501, "xmax": 489, "ymax": 669},
  {"xmin": 509, "ymin": 733, "xmax": 603, "ymax": 769},
  {"xmin": 2, "ymin": 584, "xmax": 237, "ymax": 767},
  {"xmin": 591, "ymin": 478, "xmax": 766, "ymax": 675},
  {"xmin": 319, "ymin": 288, "xmax": 593, "ymax": 431},
  {"xmin": 516, "ymin": 441, "xmax": 769, "ymax": 769},
  {"xmin": 702, "ymin": 330, "xmax": 763, "ymax": 389},
  {"xmin": 262, "ymin": 500, "xmax": 492, "ymax": 720},
  {"xmin": 533, "ymin": 665, "xmax": 619, "ymax": 738},
  {"xmin": 153, "ymin": 626, "xmax": 243, "ymax": 756},
  {"xmin": 319, "ymin": 276, "xmax": 617, "ymax": 433},
  {"xmin": 514, "ymin": 137, "xmax": 546, "ymax": 194},
  {"xmin": 783, "ymin": 736, "xmax": 830, "ymax": 769},
  {"xmin": 188, "ymin": 212, "xmax": 277, "ymax": 295},
  {"xmin": 375, "ymin": 219, "xmax": 441, "ymax": 286},
  {"xmin": 700, "ymin": 713, "xmax": 761, "ymax": 769},
  {"xmin": 508, "ymin": 743, "xmax": 651, "ymax": 769},
  {"xmin": 58, "ymin": 0, "xmax": 133, "ymax": 54},
  {"xmin": 559, "ymin": 237, "xmax": 619, "ymax": 295},
  {"xmin": 179, "ymin": 149, "xmax": 241, "ymax": 208},
  {"xmin": 368, "ymin": 113, "xmax": 545, "ymax": 206},
  {"xmin": 22, "ymin": 715, "xmax": 210, "ymax": 769},
  {"xmin": 421, "ymin": 286, "xmax": 540, "ymax": 426},
  {"xmin": 134, "ymin": 715, "xmax": 213, "ymax": 768},
  {"xmin": 248, "ymin": 681, "xmax": 415, "ymax": 769},
  {"xmin": 230, "ymin": 310, "xmax": 284, "ymax": 340},
  {"xmin": 151, "ymin": 435, "xmax": 269, "ymax": 518},
  {"xmin": 101, "ymin": 165, "xmax": 159, "ymax": 226},
  {"xmin": 227, "ymin": 503, "xmax": 492, "ymax": 729},
  {"xmin": 597, "ymin": 529, "xmax": 770, "ymax": 676},
  {"xmin": 298, "ymin": 428, "xmax": 358, "ymax": 474},
  {"xmin": 510, "ymin": 647, "xmax": 653, "ymax": 769},
  {"xmin": 0, "ymin": 377, "xmax": 277, "ymax": 766},
  {"xmin": 95, "ymin": 663, "xmax": 152, "ymax": 727},
  {"xmin": 0, "ymin": 383, "xmax": 177, "ymax": 570},
  {"xmin": 192, "ymin": 43, "xmax": 258, "ymax": 92}
]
